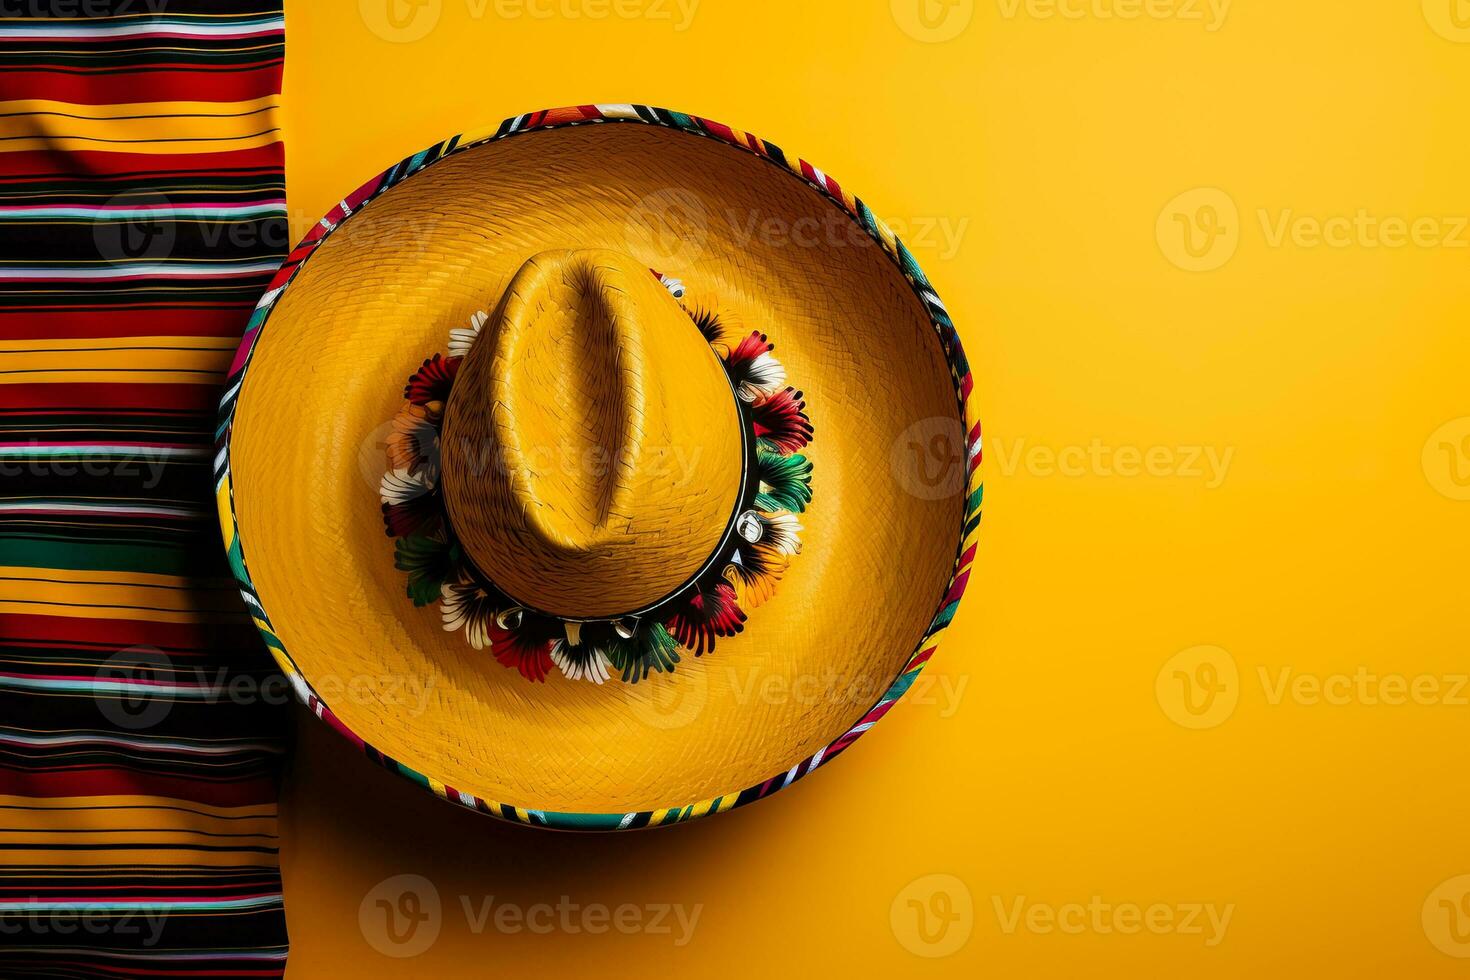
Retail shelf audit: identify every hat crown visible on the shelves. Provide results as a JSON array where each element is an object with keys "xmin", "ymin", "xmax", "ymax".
[{"xmin": 439, "ymin": 249, "xmax": 745, "ymax": 620}]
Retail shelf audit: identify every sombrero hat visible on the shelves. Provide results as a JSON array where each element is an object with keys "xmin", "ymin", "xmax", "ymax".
[{"xmin": 215, "ymin": 104, "xmax": 982, "ymax": 830}]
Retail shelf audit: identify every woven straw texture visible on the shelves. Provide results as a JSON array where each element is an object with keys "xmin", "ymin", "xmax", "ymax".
[{"xmin": 217, "ymin": 105, "xmax": 982, "ymax": 829}]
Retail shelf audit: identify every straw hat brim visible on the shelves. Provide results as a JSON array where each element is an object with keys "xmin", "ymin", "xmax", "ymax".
[{"xmin": 217, "ymin": 106, "xmax": 982, "ymax": 829}]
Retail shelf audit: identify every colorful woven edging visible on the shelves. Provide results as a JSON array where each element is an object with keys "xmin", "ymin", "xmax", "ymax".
[{"xmin": 214, "ymin": 103, "xmax": 983, "ymax": 831}]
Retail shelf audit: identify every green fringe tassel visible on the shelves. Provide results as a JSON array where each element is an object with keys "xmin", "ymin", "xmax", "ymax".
[
  {"xmin": 755, "ymin": 450, "xmax": 813, "ymax": 514},
  {"xmin": 606, "ymin": 623, "xmax": 682, "ymax": 683},
  {"xmin": 393, "ymin": 534, "xmax": 461, "ymax": 607}
]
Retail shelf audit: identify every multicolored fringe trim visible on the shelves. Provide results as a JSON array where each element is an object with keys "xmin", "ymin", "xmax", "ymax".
[
  {"xmin": 378, "ymin": 273, "xmax": 813, "ymax": 685},
  {"xmin": 215, "ymin": 104, "xmax": 983, "ymax": 830}
]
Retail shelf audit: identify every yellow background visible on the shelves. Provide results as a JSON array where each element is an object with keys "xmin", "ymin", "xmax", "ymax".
[{"xmin": 277, "ymin": 0, "xmax": 1470, "ymax": 975}]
